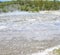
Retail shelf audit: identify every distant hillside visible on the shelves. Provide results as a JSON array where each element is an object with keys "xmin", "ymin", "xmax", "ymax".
[{"xmin": 0, "ymin": 0, "xmax": 60, "ymax": 12}]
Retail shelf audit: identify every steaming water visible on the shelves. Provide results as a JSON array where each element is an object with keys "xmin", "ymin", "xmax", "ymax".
[{"xmin": 0, "ymin": 11, "xmax": 60, "ymax": 55}]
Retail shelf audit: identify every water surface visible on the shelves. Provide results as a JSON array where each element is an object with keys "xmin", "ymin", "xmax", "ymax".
[{"xmin": 0, "ymin": 12, "xmax": 60, "ymax": 55}]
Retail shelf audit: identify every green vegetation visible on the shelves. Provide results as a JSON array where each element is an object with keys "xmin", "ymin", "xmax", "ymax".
[
  {"xmin": 53, "ymin": 48, "xmax": 60, "ymax": 55},
  {"xmin": 0, "ymin": 0, "xmax": 60, "ymax": 12}
]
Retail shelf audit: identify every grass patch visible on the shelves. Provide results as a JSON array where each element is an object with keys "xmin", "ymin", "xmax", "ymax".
[
  {"xmin": 53, "ymin": 48, "xmax": 60, "ymax": 55},
  {"xmin": 0, "ymin": 1, "xmax": 60, "ymax": 12}
]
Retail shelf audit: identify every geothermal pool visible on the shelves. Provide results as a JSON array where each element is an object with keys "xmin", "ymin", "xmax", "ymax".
[{"xmin": 0, "ymin": 11, "xmax": 60, "ymax": 55}]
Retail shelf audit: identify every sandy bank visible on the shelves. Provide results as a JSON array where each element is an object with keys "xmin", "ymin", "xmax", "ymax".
[{"xmin": 0, "ymin": 10, "xmax": 60, "ymax": 16}]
